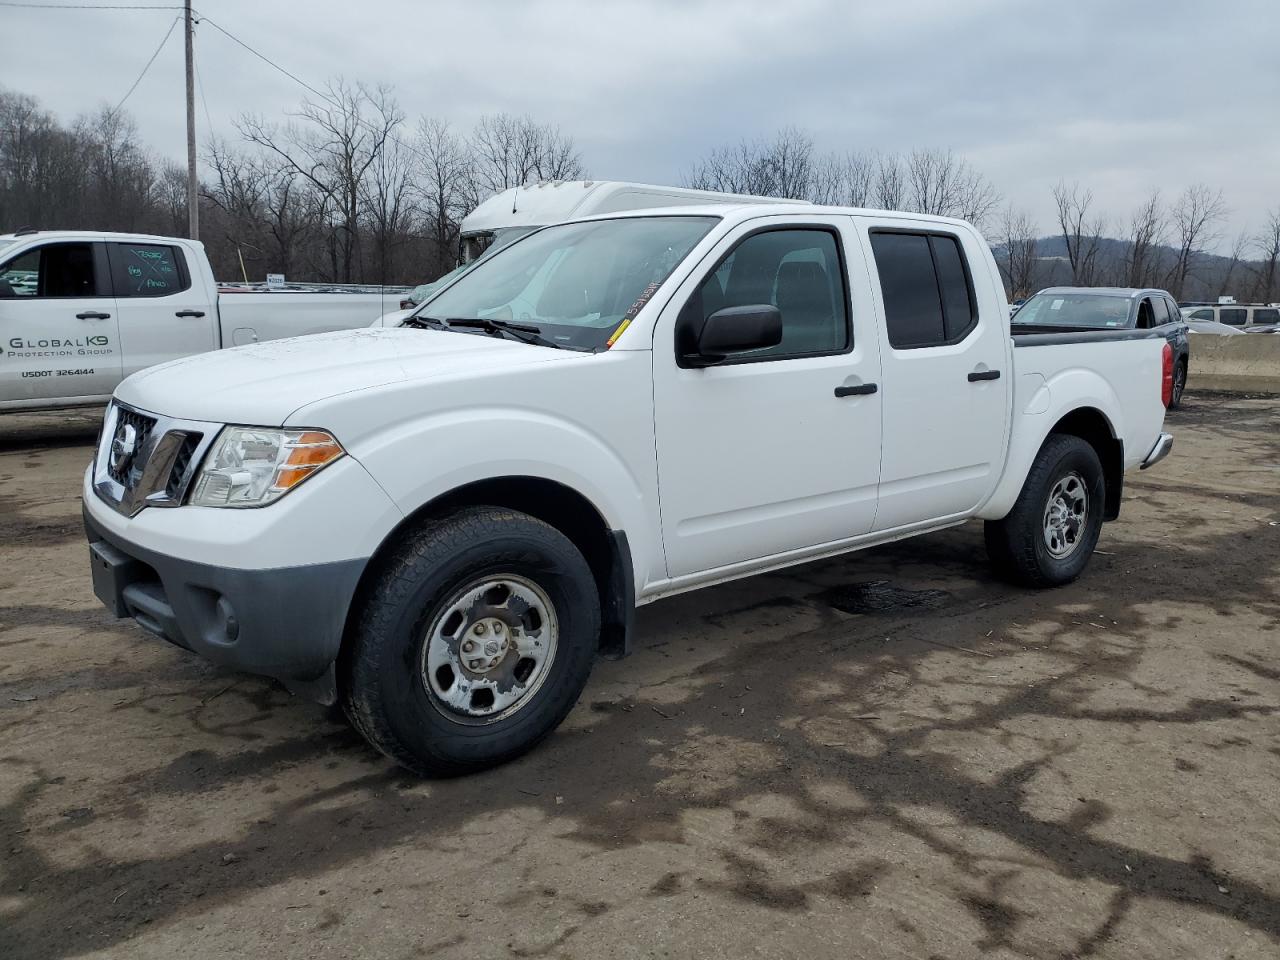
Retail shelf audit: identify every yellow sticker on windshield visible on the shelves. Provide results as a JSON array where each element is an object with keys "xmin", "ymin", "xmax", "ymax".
[
  {"xmin": 605, "ymin": 280, "xmax": 662, "ymax": 349},
  {"xmin": 605, "ymin": 318, "xmax": 631, "ymax": 348}
]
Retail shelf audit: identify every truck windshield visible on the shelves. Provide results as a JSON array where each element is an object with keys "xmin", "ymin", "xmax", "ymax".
[
  {"xmin": 1015, "ymin": 293, "xmax": 1133, "ymax": 329},
  {"xmin": 413, "ymin": 216, "xmax": 717, "ymax": 351}
]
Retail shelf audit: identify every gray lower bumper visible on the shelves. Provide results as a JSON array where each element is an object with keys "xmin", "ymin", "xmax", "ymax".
[
  {"xmin": 84, "ymin": 509, "xmax": 365, "ymax": 702},
  {"xmin": 1140, "ymin": 432, "xmax": 1174, "ymax": 470}
]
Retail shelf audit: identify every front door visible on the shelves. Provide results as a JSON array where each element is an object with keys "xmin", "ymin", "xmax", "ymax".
[
  {"xmin": 0, "ymin": 240, "xmax": 122, "ymax": 403},
  {"xmin": 856, "ymin": 218, "xmax": 1010, "ymax": 531},
  {"xmin": 106, "ymin": 241, "xmax": 217, "ymax": 378},
  {"xmin": 652, "ymin": 217, "xmax": 883, "ymax": 580}
]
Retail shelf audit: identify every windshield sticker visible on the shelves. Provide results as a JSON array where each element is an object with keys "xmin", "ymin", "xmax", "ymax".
[
  {"xmin": 1050, "ymin": 299, "xmax": 1063, "ymax": 310},
  {"xmin": 606, "ymin": 280, "xmax": 662, "ymax": 349}
]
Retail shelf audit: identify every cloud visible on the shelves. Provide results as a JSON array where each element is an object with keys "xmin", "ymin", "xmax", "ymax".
[{"xmin": 4, "ymin": 0, "xmax": 1276, "ymax": 244}]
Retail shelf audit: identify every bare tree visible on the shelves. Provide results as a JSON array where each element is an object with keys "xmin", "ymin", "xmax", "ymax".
[
  {"xmin": 414, "ymin": 118, "xmax": 469, "ymax": 278},
  {"xmin": 1215, "ymin": 231, "xmax": 1250, "ymax": 300},
  {"xmin": 1123, "ymin": 189, "xmax": 1164, "ymax": 288},
  {"xmin": 1053, "ymin": 181, "xmax": 1106, "ymax": 285},
  {"xmin": 1165, "ymin": 184, "xmax": 1225, "ymax": 299},
  {"xmin": 866, "ymin": 153, "xmax": 901, "ymax": 210},
  {"xmin": 997, "ymin": 205, "xmax": 1038, "ymax": 300},
  {"xmin": 468, "ymin": 113, "xmax": 583, "ymax": 196},
  {"xmin": 1253, "ymin": 208, "xmax": 1280, "ymax": 303},
  {"xmin": 238, "ymin": 79, "xmax": 403, "ymax": 282},
  {"xmin": 685, "ymin": 127, "xmax": 815, "ymax": 199},
  {"xmin": 905, "ymin": 148, "xmax": 1000, "ymax": 226}
]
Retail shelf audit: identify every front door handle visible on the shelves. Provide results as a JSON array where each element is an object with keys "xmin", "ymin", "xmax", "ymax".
[
  {"xmin": 968, "ymin": 369, "xmax": 1001, "ymax": 382},
  {"xmin": 835, "ymin": 383, "xmax": 878, "ymax": 397},
  {"xmin": 174, "ymin": 309, "xmax": 206, "ymax": 318},
  {"xmin": 75, "ymin": 311, "xmax": 110, "ymax": 320}
]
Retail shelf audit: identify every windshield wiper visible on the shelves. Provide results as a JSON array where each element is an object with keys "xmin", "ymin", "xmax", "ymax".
[
  {"xmin": 445, "ymin": 317, "xmax": 561, "ymax": 349},
  {"xmin": 400, "ymin": 314, "xmax": 450, "ymax": 330}
]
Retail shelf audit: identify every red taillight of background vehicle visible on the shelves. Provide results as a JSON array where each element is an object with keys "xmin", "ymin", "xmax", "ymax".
[{"xmin": 1161, "ymin": 342, "xmax": 1174, "ymax": 407}]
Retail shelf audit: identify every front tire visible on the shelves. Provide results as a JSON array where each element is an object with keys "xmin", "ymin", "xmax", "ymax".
[
  {"xmin": 984, "ymin": 434, "xmax": 1105, "ymax": 587},
  {"xmin": 341, "ymin": 506, "xmax": 600, "ymax": 776}
]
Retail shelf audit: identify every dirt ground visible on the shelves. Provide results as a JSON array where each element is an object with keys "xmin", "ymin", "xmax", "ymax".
[{"xmin": 1, "ymin": 394, "xmax": 1278, "ymax": 960}]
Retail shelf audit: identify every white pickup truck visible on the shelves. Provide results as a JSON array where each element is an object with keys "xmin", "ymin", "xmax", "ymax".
[
  {"xmin": 0, "ymin": 230, "xmax": 402, "ymax": 411},
  {"xmin": 83, "ymin": 205, "xmax": 1174, "ymax": 776}
]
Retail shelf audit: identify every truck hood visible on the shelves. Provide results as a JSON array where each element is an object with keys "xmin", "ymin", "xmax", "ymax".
[{"xmin": 116, "ymin": 327, "xmax": 580, "ymax": 425}]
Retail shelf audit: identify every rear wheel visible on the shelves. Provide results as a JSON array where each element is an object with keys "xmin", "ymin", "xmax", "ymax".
[
  {"xmin": 1169, "ymin": 359, "xmax": 1187, "ymax": 409},
  {"xmin": 985, "ymin": 434, "xmax": 1105, "ymax": 587},
  {"xmin": 341, "ymin": 506, "xmax": 600, "ymax": 776}
]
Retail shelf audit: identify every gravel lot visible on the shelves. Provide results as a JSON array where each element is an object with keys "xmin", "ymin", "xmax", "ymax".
[{"xmin": 2, "ymin": 394, "xmax": 1278, "ymax": 960}]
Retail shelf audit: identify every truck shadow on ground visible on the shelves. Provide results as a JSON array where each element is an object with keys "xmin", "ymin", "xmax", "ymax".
[{"xmin": 5, "ymin": 489, "xmax": 1280, "ymax": 959}]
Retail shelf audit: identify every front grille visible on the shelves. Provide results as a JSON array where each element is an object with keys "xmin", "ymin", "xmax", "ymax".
[
  {"xmin": 106, "ymin": 407, "xmax": 157, "ymax": 488},
  {"xmin": 164, "ymin": 433, "xmax": 203, "ymax": 500},
  {"xmin": 95, "ymin": 404, "xmax": 216, "ymax": 516}
]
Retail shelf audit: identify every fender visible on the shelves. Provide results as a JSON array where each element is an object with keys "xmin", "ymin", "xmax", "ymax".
[{"xmin": 977, "ymin": 366, "xmax": 1124, "ymax": 521}]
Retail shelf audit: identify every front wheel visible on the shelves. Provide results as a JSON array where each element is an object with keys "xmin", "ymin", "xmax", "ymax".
[
  {"xmin": 341, "ymin": 506, "xmax": 600, "ymax": 776},
  {"xmin": 984, "ymin": 434, "xmax": 1105, "ymax": 587}
]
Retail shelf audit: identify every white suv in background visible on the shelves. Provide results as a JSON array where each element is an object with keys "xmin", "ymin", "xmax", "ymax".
[{"xmin": 1182, "ymin": 304, "xmax": 1280, "ymax": 331}]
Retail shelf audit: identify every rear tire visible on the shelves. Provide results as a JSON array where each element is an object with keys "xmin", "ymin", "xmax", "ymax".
[
  {"xmin": 984, "ymin": 434, "xmax": 1105, "ymax": 587},
  {"xmin": 341, "ymin": 506, "xmax": 600, "ymax": 776},
  {"xmin": 1169, "ymin": 359, "xmax": 1187, "ymax": 409}
]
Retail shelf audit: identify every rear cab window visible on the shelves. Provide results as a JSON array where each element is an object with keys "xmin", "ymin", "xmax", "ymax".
[
  {"xmin": 869, "ymin": 230, "xmax": 977, "ymax": 348},
  {"xmin": 107, "ymin": 243, "xmax": 190, "ymax": 297}
]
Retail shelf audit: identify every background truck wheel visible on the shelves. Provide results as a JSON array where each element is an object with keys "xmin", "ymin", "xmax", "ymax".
[
  {"xmin": 984, "ymin": 434, "xmax": 1105, "ymax": 588},
  {"xmin": 1169, "ymin": 359, "xmax": 1187, "ymax": 409},
  {"xmin": 341, "ymin": 506, "xmax": 600, "ymax": 776}
]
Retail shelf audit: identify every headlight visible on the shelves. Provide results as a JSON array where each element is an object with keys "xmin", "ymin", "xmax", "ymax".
[{"xmin": 189, "ymin": 427, "xmax": 344, "ymax": 508}]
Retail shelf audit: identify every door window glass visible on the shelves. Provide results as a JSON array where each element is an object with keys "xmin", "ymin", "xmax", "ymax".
[
  {"xmin": 1188, "ymin": 309, "xmax": 1213, "ymax": 320},
  {"xmin": 870, "ymin": 231, "xmax": 977, "ymax": 348},
  {"xmin": 108, "ymin": 243, "xmax": 189, "ymax": 297},
  {"xmin": 1219, "ymin": 308, "xmax": 1247, "ymax": 326},
  {"xmin": 683, "ymin": 228, "xmax": 849, "ymax": 361},
  {"xmin": 1252, "ymin": 308, "xmax": 1279, "ymax": 324},
  {"xmin": 0, "ymin": 244, "xmax": 99, "ymax": 298},
  {"xmin": 1149, "ymin": 297, "xmax": 1170, "ymax": 325}
]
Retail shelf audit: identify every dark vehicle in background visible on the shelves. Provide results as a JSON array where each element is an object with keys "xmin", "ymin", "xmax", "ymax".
[{"xmin": 1013, "ymin": 287, "xmax": 1191, "ymax": 408}]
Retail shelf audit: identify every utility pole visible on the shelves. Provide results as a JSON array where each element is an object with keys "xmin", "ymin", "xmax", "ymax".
[{"xmin": 184, "ymin": 0, "xmax": 199, "ymax": 240}]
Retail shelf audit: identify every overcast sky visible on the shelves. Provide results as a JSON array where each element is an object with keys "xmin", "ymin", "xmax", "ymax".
[{"xmin": 4, "ymin": 0, "xmax": 1279, "ymax": 247}]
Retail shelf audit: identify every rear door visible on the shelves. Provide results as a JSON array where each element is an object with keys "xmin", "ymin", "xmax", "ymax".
[
  {"xmin": 0, "ymin": 240, "xmax": 122, "ymax": 403},
  {"xmin": 857, "ymin": 218, "xmax": 1011, "ymax": 531},
  {"xmin": 107, "ymin": 241, "xmax": 217, "ymax": 378},
  {"xmin": 652, "ymin": 216, "xmax": 883, "ymax": 578}
]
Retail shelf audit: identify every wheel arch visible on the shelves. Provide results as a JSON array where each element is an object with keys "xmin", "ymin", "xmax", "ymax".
[
  {"xmin": 1046, "ymin": 407, "xmax": 1124, "ymax": 520},
  {"xmin": 340, "ymin": 475, "xmax": 635, "ymax": 673}
]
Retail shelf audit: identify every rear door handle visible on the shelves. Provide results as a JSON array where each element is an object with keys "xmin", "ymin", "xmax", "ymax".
[
  {"xmin": 835, "ymin": 383, "xmax": 878, "ymax": 397},
  {"xmin": 75, "ymin": 311, "xmax": 110, "ymax": 320},
  {"xmin": 174, "ymin": 310, "xmax": 206, "ymax": 318},
  {"xmin": 968, "ymin": 369, "xmax": 1001, "ymax": 382}
]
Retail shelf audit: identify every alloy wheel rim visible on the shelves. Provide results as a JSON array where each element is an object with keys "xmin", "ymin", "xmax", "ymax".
[{"xmin": 1042, "ymin": 471, "xmax": 1088, "ymax": 559}]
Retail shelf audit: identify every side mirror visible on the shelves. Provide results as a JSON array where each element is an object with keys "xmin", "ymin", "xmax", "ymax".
[{"xmin": 688, "ymin": 305, "xmax": 782, "ymax": 366}]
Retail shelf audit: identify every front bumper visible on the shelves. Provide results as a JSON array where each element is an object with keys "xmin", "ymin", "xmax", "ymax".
[
  {"xmin": 85, "ymin": 508, "xmax": 364, "ymax": 702},
  {"xmin": 1140, "ymin": 432, "xmax": 1174, "ymax": 470}
]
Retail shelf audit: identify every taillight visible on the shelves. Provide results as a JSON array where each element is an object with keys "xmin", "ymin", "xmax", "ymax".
[{"xmin": 1161, "ymin": 342, "xmax": 1173, "ymax": 407}]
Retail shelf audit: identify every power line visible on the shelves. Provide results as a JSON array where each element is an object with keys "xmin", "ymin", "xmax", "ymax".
[
  {"xmin": 197, "ymin": 14, "xmax": 332, "ymax": 106},
  {"xmin": 110, "ymin": 13, "xmax": 180, "ymax": 115},
  {"xmin": 0, "ymin": 2, "xmax": 183, "ymax": 8},
  {"xmin": 197, "ymin": 14, "xmax": 433, "ymax": 169}
]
